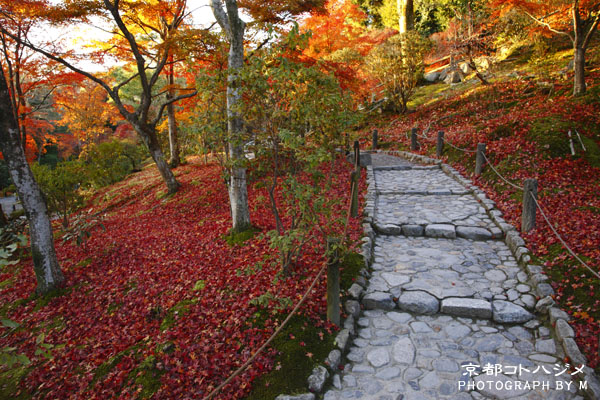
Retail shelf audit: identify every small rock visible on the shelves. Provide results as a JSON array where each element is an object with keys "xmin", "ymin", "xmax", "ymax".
[
  {"xmin": 367, "ymin": 348, "xmax": 390, "ymax": 368},
  {"xmin": 555, "ymin": 319, "xmax": 575, "ymax": 340},
  {"xmin": 535, "ymin": 339, "xmax": 557, "ymax": 354},
  {"xmin": 348, "ymin": 284, "xmax": 364, "ymax": 300},
  {"xmin": 441, "ymin": 297, "xmax": 492, "ymax": 319},
  {"xmin": 363, "ymin": 292, "xmax": 395, "ymax": 310},
  {"xmin": 275, "ymin": 394, "xmax": 315, "ymax": 400},
  {"xmin": 549, "ymin": 307, "xmax": 570, "ymax": 324},
  {"xmin": 307, "ymin": 366, "xmax": 329, "ymax": 393},
  {"xmin": 536, "ymin": 283, "xmax": 554, "ymax": 297},
  {"xmin": 334, "ymin": 329, "xmax": 350, "ymax": 351},
  {"xmin": 425, "ymin": 224, "xmax": 456, "ymax": 239},
  {"xmin": 392, "ymin": 337, "xmax": 415, "ymax": 364},
  {"xmin": 444, "ymin": 70, "xmax": 463, "ymax": 84},
  {"xmin": 492, "ymin": 300, "xmax": 533, "ymax": 323},
  {"xmin": 345, "ymin": 300, "xmax": 361, "ymax": 317},
  {"xmin": 534, "ymin": 296, "xmax": 555, "ymax": 313},
  {"xmin": 563, "ymin": 338, "xmax": 587, "ymax": 366},
  {"xmin": 397, "ymin": 291, "xmax": 439, "ymax": 315},
  {"xmin": 325, "ymin": 350, "xmax": 341, "ymax": 371},
  {"xmin": 424, "ymin": 71, "xmax": 440, "ymax": 82}
]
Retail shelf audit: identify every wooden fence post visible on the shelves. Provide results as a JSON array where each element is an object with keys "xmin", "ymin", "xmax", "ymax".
[
  {"xmin": 326, "ymin": 238, "xmax": 340, "ymax": 326},
  {"xmin": 475, "ymin": 143, "xmax": 486, "ymax": 176},
  {"xmin": 522, "ymin": 178, "xmax": 538, "ymax": 232},
  {"xmin": 436, "ymin": 131, "xmax": 444, "ymax": 157},
  {"xmin": 350, "ymin": 141, "xmax": 360, "ymax": 217},
  {"xmin": 410, "ymin": 128, "xmax": 418, "ymax": 151},
  {"xmin": 372, "ymin": 129, "xmax": 378, "ymax": 150}
]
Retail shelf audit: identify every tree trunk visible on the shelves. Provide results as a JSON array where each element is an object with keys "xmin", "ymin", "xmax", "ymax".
[
  {"xmin": 397, "ymin": 0, "xmax": 414, "ymax": 33},
  {"xmin": 212, "ymin": 0, "xmax": 252, "ymax": 233},
  {"xmin": 0, "ymin": 73, "xmax": 64, "ymax": 294},
  {"xmin": 137, "ymin": 124, "xmax": 180, "ymax": 194},
  {"xmin": 573, "ymin": 45, "xmax": 586, "ymax": 96},
  {"xmin": 167, "ymin": 64, "xmax": 180, "ymax": 167}
]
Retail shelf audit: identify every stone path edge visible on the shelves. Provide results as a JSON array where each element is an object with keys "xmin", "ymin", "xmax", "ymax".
[
  {"xmin": 275, "ymin": 150, "xmax": 600, "ymax": 399},
  {"xmin": 373, "ymin": 150, "xmax": 600, "ymax": 399},
  {"xmin": 275, "ymin": 165, "xmax": 377, "ymax": 400}
]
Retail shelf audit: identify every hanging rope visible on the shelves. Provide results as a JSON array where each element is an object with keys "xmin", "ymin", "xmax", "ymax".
[
  {"xmin": 529, "ymin": 193, "xmax": 600, "ymax": 281},
  {"xmin": 481, "ymin": 153, "xmax": 524, "ymax": 190}
]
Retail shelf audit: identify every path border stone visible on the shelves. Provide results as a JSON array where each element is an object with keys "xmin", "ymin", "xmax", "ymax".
[{"xmin": 277, "ymin": 150, "xmax": 600, "ymax": 399}]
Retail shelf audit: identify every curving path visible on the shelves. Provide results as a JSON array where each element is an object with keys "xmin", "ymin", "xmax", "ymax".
[{"xmin": 322, "ymin": 153, "xmax": 587, "ymax": 400}]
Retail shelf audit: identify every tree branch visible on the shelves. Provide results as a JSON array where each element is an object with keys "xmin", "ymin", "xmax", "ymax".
[
  {"xmin": 210, "ymin": 0, "xmax": 232, "ymax": 38},
  {"xmin": 524, "ymin": 10, "xmax": 574, "ymax": 42},
  {"xmin": 151, "ymin": 90, "xmax": 197, "ymax": 126},
  {"xmin": 582, "ymin": 12, "xmax": 600, "ymax": 49}
]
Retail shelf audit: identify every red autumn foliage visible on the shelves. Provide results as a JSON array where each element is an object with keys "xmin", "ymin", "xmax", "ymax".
[{"xmin": 0, "ymin": 157, "xmax": 364, "ymax": 399}]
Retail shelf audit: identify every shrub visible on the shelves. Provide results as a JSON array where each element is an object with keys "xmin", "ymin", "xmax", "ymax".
[
  {"xmin": 366, "ymin": 32, "xmax": 431, "ymax": 113},
  {"xmin": 32, "ymin": 161, "xmax": 88, "ymax": 228},
  {"xmin": 79, "ymin": 140, "xmax": 145, "ymax": 187}
]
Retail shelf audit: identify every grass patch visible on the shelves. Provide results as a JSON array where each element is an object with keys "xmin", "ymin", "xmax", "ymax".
[
  {"xmin": 159, "ymin": 299, "xmax": 197, "ymax": 332},
  {"xmin": 224, "ymin": 226, "xmax": 260, "ymax": 247},
  {"xmin": 127, "ymin": 355, "xmax": 164, "ymax": 399},
  {"xmin": 90, "ymin": 344, "xmax": 142, "ymax": 388},
  {"xmin": 527, "ymin": 116, "xmax": 573, "ymax": 158},
  {"xmin": 340, "ymin": 252, "xmax": 364, "ymax": 292},
  {"xmin": 0, "ymin": 365, "xmax": 32, "ymax": 400}
]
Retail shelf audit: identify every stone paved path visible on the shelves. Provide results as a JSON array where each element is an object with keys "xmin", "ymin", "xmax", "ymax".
[{"xmin": 323, "ymin": 154, "xmax": 585, "ymax": 400}]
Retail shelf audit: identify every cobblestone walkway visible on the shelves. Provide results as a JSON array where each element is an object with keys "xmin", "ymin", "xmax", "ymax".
[{"xmin": 323, "ymin": 154, "xmax": 585, "ymax": 400}]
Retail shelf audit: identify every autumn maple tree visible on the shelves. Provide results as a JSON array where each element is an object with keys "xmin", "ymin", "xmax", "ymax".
[
  {"xmin": 493, "ymin": 0, "xmax": 600, "ymax": 95},
  {"xmin": 1, "ymin": 0, "xmax": 197, "ymax": 194}
]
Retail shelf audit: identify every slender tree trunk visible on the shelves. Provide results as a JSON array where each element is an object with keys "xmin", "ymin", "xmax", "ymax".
[
  {"xmin": 397, "ymin": 0, "xmax": 414, "ymax": 33},
  {"xmin": 167, "ymin": 63, "xmax": 180, "ymax": 167},
  {"xmin": 212, "ymin": 0, "xmax": 251, "ymax": 233},
  {"xmin": 0, "ymin": 73, "xmax": 64, "ymax": 294},
  {"xmin": 573, "ymin": 44, "xmax": 586, "ymax": 96}
]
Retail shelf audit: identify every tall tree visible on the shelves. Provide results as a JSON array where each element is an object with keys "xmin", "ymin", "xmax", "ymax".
[
  {"xmin": 398, "ymin": 0, "xmax": 414, "ymax": 33},
  {"xmin": 494, "ymin": 0, "xmax": 599, "ymax": 95},
  {"xmin": 209, "ymin": 0, "xmax": 325, "ymax": 232},
  {"xmin": 210, "ymin": 0, "xmax": 251, "ymax": 232},
  {"xmin": 1, "ymin": 0, "xmax": 197, "ymax": 193},
  {"xmin": 0, "ymin": 68, "xmax": 64, "ymax": 294}
]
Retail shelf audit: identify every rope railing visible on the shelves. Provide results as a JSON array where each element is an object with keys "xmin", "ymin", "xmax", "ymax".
[
  {"xmin": 481, "ymin": 152, "xmax": 524, "ymax": 191},
  {"xmin": 203, "ymin": 262, "xmax": 327, "ymax": 400},
  {"xmin": 529, "ymin": 193, "xmax": 600, "ymax": 281},
  {"xmin": 392, "ymin": 127, "xmax": 598, "ymax": 282},
  {"xmin": 444, "ymin": 139, "xmax": 477, "ymax": 153}
]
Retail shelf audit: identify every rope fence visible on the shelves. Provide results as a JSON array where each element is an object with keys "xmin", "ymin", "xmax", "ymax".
[
  {"xmin": 530, "ymin": 193, "xmax": 600, "ymax": 281},
  {"xmin": 386, "ymin": 127, "xmax": 599, "ymax": 283},
  {"xmin": 481, "ymin": 153, "xmax": 524, "ymax": 191},
  {"xmin": 205, "ymin": 146, "xmax": 362, "ymax": 399},
  {"xmin": 204, "ymin": 263, "xmax": 326, "ymax": 400}
]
